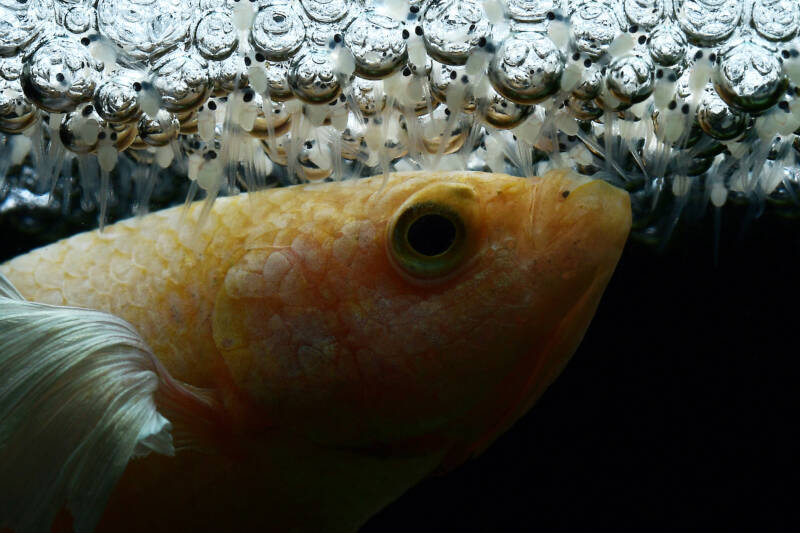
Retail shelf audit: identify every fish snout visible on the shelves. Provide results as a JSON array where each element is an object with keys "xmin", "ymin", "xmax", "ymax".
[
  {"xmin": 528, "ymin": 170, "xmax": 632, "ymax": 259},
  {"xmin": 443, "ymin": 173, "xmax": 632, "ymax": 468},
  {"xmin": 566, "ymin": 176, "xmax": 632, "ymax": 247}
]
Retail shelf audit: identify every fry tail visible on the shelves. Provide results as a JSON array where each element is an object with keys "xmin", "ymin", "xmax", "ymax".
[{"xmin": 0, "ymin": 273, "xmax": 174, "ymax": 533}]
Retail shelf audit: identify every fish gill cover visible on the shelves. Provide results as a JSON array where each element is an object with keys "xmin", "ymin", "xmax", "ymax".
[{"xmin": 0, "ymin": 0, "xmax": 797, "ymax": 530}]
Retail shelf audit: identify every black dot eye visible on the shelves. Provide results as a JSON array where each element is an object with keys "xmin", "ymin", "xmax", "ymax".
[{"xmin": 406, "ymin": 213, "xmax": 457, "ymax": 256}]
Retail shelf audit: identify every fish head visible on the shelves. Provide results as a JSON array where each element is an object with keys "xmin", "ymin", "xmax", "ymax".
[{"xmin": 213, "ymin": 170, "xmax": 630, "ymax": 467}]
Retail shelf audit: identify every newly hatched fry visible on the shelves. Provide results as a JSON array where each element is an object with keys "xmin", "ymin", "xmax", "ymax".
[{"xmin": 0, "ymin": 170, "xmax": 630, "ymax": 532}]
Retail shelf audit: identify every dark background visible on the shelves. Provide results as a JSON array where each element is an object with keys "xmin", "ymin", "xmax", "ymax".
[{"xmin": 363, "ymin": 209, "xmax": 799, "ymax": 532}]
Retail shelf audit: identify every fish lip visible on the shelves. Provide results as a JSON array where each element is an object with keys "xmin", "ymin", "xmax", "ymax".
[
  {"xmin": 569, "ymin": 177, "xmax": 631, "ymax": 208},
  {"xmin": 573, "ymin": 179, "xmax": 632, "ymax": 246},
  {"xmin": 527, "ymin": 170, "xmax": 632, "ymax": 251},
  {"xmin": 559, "ymin": 172, "xmax": 631, "ymax": 213}
]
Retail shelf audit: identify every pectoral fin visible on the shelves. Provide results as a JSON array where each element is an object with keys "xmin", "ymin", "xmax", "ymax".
[{"xmin": 0, "ymin": 273, "xmax": 174, "ymax": 533}]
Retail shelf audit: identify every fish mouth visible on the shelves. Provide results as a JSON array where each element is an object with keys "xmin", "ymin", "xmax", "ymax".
[
  {"xmin": 552, "ymin": 170, "xmax": 631, "ymax": 229},
  {"xmin": 526, "ymin": 170, "xmax": 631, "ymax": 256},
  {"xmin": 566, "ymin": 177, "xmax": 632, "ymax": 231},
  {"xmin": 564, "ymin": 177, "xmax": 633, "ymax": 264}
]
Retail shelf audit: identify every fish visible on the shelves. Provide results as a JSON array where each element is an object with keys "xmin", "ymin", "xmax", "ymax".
[{"xmin": 0, "ymin": 169, "xmax": 630, "ymax": 532}]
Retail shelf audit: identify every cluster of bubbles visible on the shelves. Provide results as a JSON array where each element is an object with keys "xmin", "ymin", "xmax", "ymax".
[{"xmin": 1, "ymin": 0, "xmax": 800, "ymax": 242}]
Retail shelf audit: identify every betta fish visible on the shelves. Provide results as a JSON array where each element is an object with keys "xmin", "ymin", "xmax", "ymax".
[{"xmin": 0, "ymin": 169, "xmax": 629, "ymax": 532}]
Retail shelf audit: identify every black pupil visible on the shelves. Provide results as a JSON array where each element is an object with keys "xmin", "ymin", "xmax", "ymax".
[{"xmin": 407, "ymin": 214, "xmax": 456, "ymax": 256}]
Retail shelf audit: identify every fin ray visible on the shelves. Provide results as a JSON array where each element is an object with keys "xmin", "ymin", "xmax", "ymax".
[
  {"xmin": 0, "ymin": 274, "xmax": 23, "ymax": 300},
  {"xmin": 0, "ymin": 273, "xmax": 174, "ymax": 533}
]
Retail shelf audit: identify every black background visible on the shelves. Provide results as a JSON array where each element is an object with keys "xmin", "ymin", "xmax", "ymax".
[{"xmin": 363, "ymin": 209, "xmax": 799, "ymax": 532}]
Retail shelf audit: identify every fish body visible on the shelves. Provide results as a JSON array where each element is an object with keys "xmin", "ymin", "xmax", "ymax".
[{"xmin": 0, "ymin": 170, "xmax": 630, "ymax": 532}]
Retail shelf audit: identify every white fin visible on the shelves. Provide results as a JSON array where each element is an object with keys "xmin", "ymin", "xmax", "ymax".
[
  {"xmin": 0, "ymin": 274, "xmax": 23, "ymax": 300},
  {"xmin": 0, "ymin": 273, "xmax": 175, "ymax": 533}
]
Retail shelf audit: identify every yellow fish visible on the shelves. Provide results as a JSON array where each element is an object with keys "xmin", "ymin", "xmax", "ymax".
[{"xmin": 0, "ymin": 169, "xmax": 630, "ymax": 532}]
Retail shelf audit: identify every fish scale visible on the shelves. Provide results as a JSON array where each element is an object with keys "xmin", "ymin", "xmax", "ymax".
[
  {"xmin": 0, "ymin": 171, "xmax": 511, "ymax": 389},
  {"xmin": 1, "ymin": 199, "xmax": 236, "ymax": 387},
  {"xmin": 0, "ymin": 169, "xmax": 631, "ymax": 532}
]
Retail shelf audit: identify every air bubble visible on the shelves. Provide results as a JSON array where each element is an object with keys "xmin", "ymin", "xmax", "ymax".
[
  {"xmin": 1, "ymin": 0, "xmax": 800, "ymax": 237},
  {"xmin": 421, "ymin": 0, "xmax": 492, "ymax": 66},
  {"xmin": 488, "ymin": 32, "xmax": 564, "ymax": 105},
  {"xmin": 344, "ymin": 11, "xmax": 408, "ymax": 79},
  {"xmin": 289, "ymin": 49, "xmax": 341, "ymax": 104}
]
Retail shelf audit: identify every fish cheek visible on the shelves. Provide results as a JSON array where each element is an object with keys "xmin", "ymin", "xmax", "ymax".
[
  {"xmin": 212, "ymin": 248, "xmax": 363, "ymax": 433},
  {"xmin": 212, "ymin": 285, "xmax": 278, "ymax": 413},
  {"xmin": 211, "ymin": 247, "xmax": 302, "ymax": 417},
  {"xmin": 435, "ymin": 253, "xmax": 612, "ymax": 467}
]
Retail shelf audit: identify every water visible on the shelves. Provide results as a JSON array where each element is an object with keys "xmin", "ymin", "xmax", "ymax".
[{"xmin": 0, "ymin": 0, "xmax": 799, "ymax": 244}]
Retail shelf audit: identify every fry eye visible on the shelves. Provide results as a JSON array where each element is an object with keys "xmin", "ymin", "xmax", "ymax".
[{"xmin": 390, "ymin": 201, "xmax": 468, "ymax": 279}]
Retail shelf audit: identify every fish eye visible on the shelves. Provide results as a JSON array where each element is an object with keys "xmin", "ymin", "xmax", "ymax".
[{"xmin": 388, "ymin": 183, "xmax": 479, "ymax": 281}]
